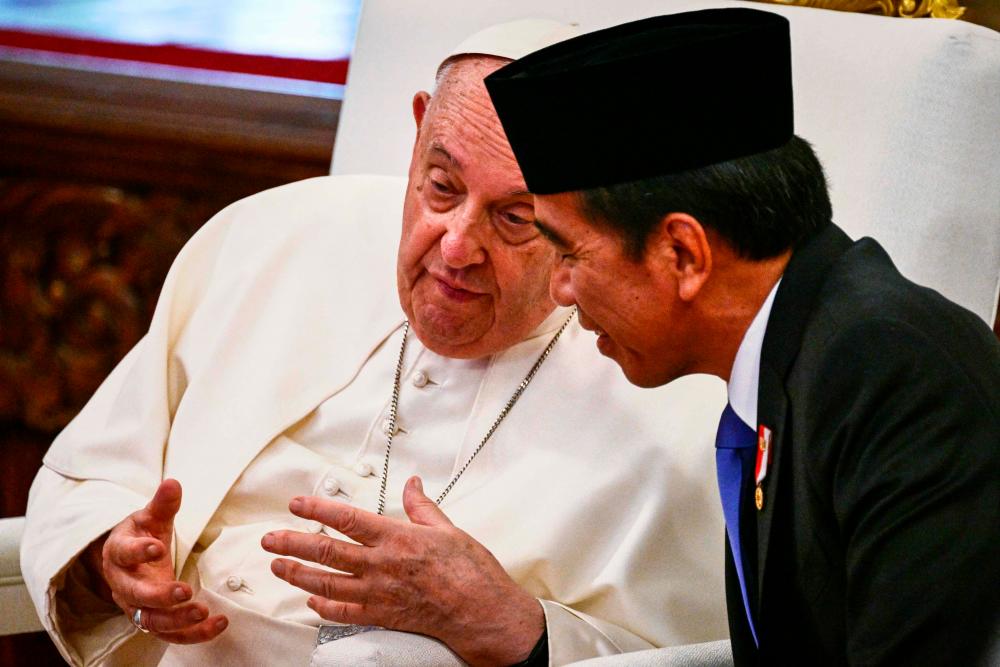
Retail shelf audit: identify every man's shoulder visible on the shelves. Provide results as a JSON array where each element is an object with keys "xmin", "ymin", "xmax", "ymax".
[
  {"xmin": 236, "ymin": 174, "xmax": 407, "ymax": 209},
  {"xmin": 156, "ymin": 174, "xmax": 405, "ymax": 332},
  {"xmin": 222, "ymin": 174, "xmax": 407, "ymax": 236},
  {"xmin": 187, "ymin": 174, "xmax": 406, "ymax": 279},
  {"xmin": 775, "ymin": 235, "xmax": 999, "ymax": 440},
  {"xmin": 803, "ymin": 237, "xmax": 998, "ymax": 369},
  {"xmin": 786, "ymin": 238, "xmax": 1000, "ymax": 426}
]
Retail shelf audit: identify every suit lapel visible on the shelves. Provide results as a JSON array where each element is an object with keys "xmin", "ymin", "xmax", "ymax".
[
  {"xmin": 754, "ymin": 224, "xmax": 854, "ymax": 616},
  {"xmin": 755, "ymin": 362, "xmax": 788, "ymax": 615}
]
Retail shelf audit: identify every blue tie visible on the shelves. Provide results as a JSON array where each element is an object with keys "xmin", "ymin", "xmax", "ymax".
[{"xmin": 715, "ymin": 403, "xmax": 759, "ymax": 646}]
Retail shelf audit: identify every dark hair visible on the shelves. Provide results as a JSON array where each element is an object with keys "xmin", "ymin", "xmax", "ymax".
[{"xmin": 578, "ymin": 135, "xmax": 832, "ymax": 260}]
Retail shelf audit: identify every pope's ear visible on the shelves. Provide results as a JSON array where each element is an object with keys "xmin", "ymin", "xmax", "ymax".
[
  {"xmin": 412, "ymin": 91, "xmax": 431, "ymax": 130},
  {"xmin": 654, "ymin": 212, "xmax": 712, "ymax": 302}
]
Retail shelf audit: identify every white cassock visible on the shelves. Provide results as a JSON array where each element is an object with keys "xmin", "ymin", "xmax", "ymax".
[{"xmin": 20, "ymin": 175, "xmax": 728, "ymax": 666}]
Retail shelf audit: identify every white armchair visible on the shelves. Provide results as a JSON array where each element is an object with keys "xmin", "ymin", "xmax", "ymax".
[{"xmin": 1, "ymin": 516, "xmax": 42, "ymax": 635}]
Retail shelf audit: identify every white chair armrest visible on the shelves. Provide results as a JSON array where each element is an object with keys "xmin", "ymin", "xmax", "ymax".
[
  {"xmin": 568, "ymin": 640, "xmax": 733, "ymax": 667},
  {"xmin": 0, "ymin": 516, "xmax": 44, "ymax": 635}
]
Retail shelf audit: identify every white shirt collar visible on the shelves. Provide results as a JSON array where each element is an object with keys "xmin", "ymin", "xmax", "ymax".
[
  {"xmin": 529, "ymin": 305, "xmax": 575, "ymax": 339},
  {"xmin": 727, "ymin": 279, "xmax": 781, "ymax": 429}
]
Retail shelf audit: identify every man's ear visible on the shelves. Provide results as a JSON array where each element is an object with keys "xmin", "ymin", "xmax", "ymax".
[
  {"xmin": 412, "ymin": 91, "xmax": 431, "ymax": 130},
  {"xmin": 408, "ymin": 91, "xmax": 432, "ymax": 169},
  {"xmin": 652, "ymin": 213, "xmax": 712, "ymax": 302}
]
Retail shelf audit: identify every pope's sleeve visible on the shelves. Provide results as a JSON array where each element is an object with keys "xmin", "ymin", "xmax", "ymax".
[
  {"xmin": 19, "ymin": 196, "xmax": 246, "ymax": 667},
  {"xmin": 540, "ymin": 600, "xmax": 654, "ymax": 664}
]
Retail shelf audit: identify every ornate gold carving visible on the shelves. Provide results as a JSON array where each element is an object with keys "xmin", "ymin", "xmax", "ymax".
[
  {"xmin": 0, "ymin": 180, "xmax": 225, "ymax": 432},
  {"xmin": 898, "ymin": 0, "xmax": 966, "ymax": 18},
  {"xmin": 763, "ymin": 0, "xmax": 966, "ymax": 18}
]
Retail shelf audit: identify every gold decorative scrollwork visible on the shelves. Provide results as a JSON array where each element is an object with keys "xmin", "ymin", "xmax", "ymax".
[
  {"xmin": 762, "ymin": 0, "xmax": 966, "ymax": 19},
  {"xmin": 0, "ymin": 180, "xmax": 223, "ymax": 432},
  {"xmin": 897, "ymin": 0, "xmax": 965, "ymax": 18}
]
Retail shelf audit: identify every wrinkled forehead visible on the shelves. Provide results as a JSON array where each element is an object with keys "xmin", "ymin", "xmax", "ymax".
[
  {"xmin": 420, "ymin": 59, "xmax": 524, "ymax": 174},
  {"xmin": 431, "ymin": 56, "xmax": 509, "ymax": 111}
]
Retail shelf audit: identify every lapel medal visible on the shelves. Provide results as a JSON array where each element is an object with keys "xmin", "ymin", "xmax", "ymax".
[{"xmin": 755, "ymin": 425, "xmax": 772, "ymax": 510}]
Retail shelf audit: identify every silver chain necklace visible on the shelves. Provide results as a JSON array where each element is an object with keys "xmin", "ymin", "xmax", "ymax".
[{"xmin": 376, "ymin": 308, "xmax": 577, "ymax": 515}]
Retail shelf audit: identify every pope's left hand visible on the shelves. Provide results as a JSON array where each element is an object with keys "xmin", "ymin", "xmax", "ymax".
[{"xmin": 261, "ymin": 476, "xmax": 544, "ymax": 667}]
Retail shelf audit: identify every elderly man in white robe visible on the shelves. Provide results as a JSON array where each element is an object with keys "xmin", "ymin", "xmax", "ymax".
[{"xmin": 20, "ymin": 21, "xmax": 727, "ymax": 667}]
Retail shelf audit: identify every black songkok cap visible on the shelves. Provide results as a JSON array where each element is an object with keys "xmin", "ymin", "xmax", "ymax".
[{"xmin": 485, "ymin": 8, "xmax": 793, "ymax": 194}]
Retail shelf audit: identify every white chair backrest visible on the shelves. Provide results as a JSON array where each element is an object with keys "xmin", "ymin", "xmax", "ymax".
[{"xmin": 333, "ymin": 0, "xmax": 1000, "ymax": 326}]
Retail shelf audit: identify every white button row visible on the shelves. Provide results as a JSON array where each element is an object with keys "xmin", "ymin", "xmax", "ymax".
[{"xmin": 411, "ymin": 370, "xmax": 429, "ymax": 388}]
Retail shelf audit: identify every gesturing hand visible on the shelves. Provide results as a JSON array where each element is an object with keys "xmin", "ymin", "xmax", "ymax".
[
  {"xmin": 262, "ymin": 476, "xmax": 544, "ymax": 666},
  {"xmin": 91, "ymin": 478, "xmax": 228, "ymax": 643}
]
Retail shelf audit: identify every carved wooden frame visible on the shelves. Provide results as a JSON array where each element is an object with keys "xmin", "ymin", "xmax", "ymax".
[{"xmin": 757, "ymin": 0, "xmax": 966, "ymax": 19}]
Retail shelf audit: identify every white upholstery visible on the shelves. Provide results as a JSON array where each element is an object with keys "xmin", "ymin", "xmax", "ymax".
[
  {"xmin": 569, "ymin": 640, "xmax": 733, "ymax": 666},
  {"xmin": 311, "ymin": 635, "xmax": 734, "ymax": 667},
  {"xmin": 333, "ymin": 0, "xmax": 1000, "ymax": 326},
  {"xmin": 0, "ymin": 516, "xmax": 43, "ymax": 635}
]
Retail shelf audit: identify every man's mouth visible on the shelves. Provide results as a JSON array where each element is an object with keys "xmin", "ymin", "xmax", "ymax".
[
  {"xmin": 578, "ymin": 313, "xmax": 606, "ymax": 337},
  {"xmin": 432, "ymin": 274, "xmax": 485, "ymax": 302}
]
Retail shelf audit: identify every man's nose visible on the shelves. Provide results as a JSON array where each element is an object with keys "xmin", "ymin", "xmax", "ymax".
[
  {"xmin": 549, "ymin": 263, "xmax": 575, "ymax": 307},
  {"xmin": 439, "ymin": 207, "xmax": 486, "ymax": 268}
]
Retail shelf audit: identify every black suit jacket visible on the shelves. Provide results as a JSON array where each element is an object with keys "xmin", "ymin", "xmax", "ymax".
[{"xmin": 726, "ymin": 224, "xmax": 1000, "ymax": 665}]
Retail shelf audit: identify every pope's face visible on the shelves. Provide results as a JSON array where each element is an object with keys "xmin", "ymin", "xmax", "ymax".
[
  {"xmin": 398, "ymin": 58, "xmax": 556, "ymax": 359},
  {"xmin": 534, "ymin": 192, "xmax": 691, "ymax": 388}
]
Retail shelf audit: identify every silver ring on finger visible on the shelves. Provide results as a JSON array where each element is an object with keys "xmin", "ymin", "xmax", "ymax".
[{"xmin": 132, "ymin": 607, "xmax": 150, "ymax": 633}]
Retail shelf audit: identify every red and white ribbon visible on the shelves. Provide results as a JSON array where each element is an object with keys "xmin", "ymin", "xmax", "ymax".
[{"xmin": 755, "ymin": 425, "xmax": 772, "ymax": 485}]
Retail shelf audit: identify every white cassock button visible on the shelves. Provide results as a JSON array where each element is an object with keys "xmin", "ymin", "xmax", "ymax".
[
  {"xmin": 411, "ymin": 370, "xmax": 429, "ymax": 388},
  {"xmin": 226, "ymin": 576, "xmax": 243, "ymax": 592},
  {"xmin": 322, "ymin": 477, "xmax": 341, "ymax": 495},
  {"xmin": 381, "ymin": 419, "xmax": 397, "ymax": 436},
  {"xmin": 354, "ymin": 462, "xmax": 374, "ymax": 477}
]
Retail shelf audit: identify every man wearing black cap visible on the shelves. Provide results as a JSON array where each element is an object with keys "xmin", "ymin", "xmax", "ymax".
[{"xmin": 487, "ymin": 8, "xmax": 1000, "ymax": 665}]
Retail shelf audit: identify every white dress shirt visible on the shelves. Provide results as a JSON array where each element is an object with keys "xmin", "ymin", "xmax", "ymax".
[{"xmin": 727, "ymin": 280, "xmax": 781, "ymax": 429}]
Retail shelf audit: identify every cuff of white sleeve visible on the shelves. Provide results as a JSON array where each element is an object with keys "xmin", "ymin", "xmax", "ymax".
[{"xmin": 540, "ymin": 599, "xmax": 653, "ymax": 666}]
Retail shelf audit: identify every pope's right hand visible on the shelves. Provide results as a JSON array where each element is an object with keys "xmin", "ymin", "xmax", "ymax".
[{"xmin": 84, "ymin": 478, "xmax": 229, "ymax": 643}]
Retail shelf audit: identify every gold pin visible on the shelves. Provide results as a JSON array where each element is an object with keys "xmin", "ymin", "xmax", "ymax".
[{"xmin": 755, "ymin": 485, "xmax": 764, "ymax": 511}]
